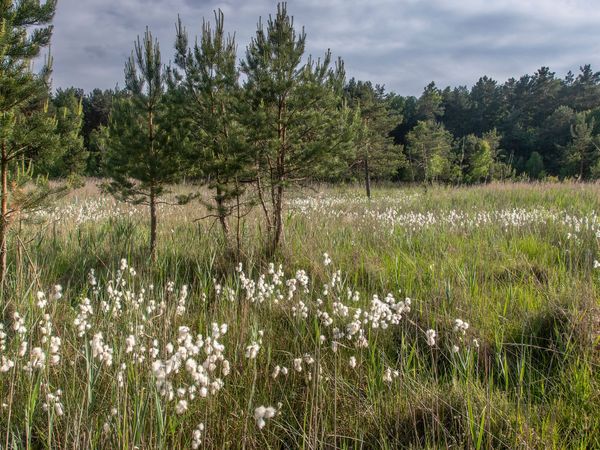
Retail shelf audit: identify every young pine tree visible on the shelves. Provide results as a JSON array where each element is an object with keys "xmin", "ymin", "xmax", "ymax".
[
  {"xmin": 0, "ymin": 0, "xmax": 67, "ymax": 283},
  {"xmin": 104, "ymin": 29, "xmax": 182, "ymax": 260},
  {"xmin": 344, "ymin": 79, "xmax": 404, "ymax": 198},
  {"xmin": 174, "ymin": 10, "xmax": 251, "ymax": 256},
  {"xmin": 242, "ymin": 3, "xmax": 352, "ymax": 253}
]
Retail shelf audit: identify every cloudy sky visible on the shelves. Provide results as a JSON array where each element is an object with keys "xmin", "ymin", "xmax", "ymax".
[{"xmin": 50, "ymin": 0, "xmax": 600, "ymax": 96}]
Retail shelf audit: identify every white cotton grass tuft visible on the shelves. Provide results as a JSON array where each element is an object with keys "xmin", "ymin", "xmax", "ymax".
[
  {"xmin": 254, "ymin": 405, "xmax": 278, "ymax": 429},
  {"xmin": 0, "ymin": 254, "xmax": 428, "ymax": 441},
  {"xmin": 36, "ymin": 291, "xmax": 47, "ymax": 308},
  {"xmin": 192, "ymin": 423, "xmax": 205, "ymax": 449},
  {"xmin": 453, "ymin": 319, "xmax": 469, "ymax": 335},
  {"xmin": 175, "ymin": 399, "xmax": 188, "ymax": 415},
  {"xmin": 383, "ymin": 367, "xmax": 399, "ymax": 383},
  {"xmin": 293, "ymin": 357, "xmax": 302, "ymax": 372},
  {"xmin": 245, "ymin": 342, "xmax": 260, "ymax": 359},
  {"xmin": 50, "ymin": 284, "xmax": 63, "ymax": 301},
  {"xmin": 425, "ymin": 329, "xmax": 437, "ymax": 346}
]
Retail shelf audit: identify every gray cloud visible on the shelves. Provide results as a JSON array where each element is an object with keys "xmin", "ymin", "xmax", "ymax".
[{"xmin": 49, "ymin": 0, "xmax": 600, "ymax": 96}]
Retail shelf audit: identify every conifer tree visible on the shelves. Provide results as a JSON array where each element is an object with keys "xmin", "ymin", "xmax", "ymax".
[
  {"xmin": 0, "ymin": 0, "xmax": 64, "ymax": 282},
  {"xmin": 242, "ymin": 3, "xmax": 351, "ymax": 253},
  {"xmin": 83, "ymin": 88, "xmax": 120, "ymax": 175},
  {"xmin": 174, "ymin": 10, "xmax": 250, "ymax": 255},
  {"xmin": 565, "ymin": 112, "xmax": 599, "ymax": 179},
  {"xmin": 104, "ymin": 29, "xmax": 182, "ymax": 259},
  {"xmin": 88, "ymin": 124, "xmax": 109, "ymax": 176},
  {"xmin": 344, "ymin": 79, "xmax": 404, "ymax": 198},
  {"xmin": 43, "ymin": 88, "xmax": 87, "ymax": 179},
  {"xmin": 416, "ymin": 82, "xmax": 444, "ymax": 121}
]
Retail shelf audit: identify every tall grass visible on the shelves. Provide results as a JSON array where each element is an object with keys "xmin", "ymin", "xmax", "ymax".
[{"xmin": 0, "ymin": 181, "xmax": 599, "ymax": 448}]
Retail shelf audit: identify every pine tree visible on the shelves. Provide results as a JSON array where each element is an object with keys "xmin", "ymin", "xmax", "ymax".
[
  {"xmin": 174, "ymin": 10, "xmax": 251, "ymax": 255},
  {"xmin": 0, "ymin": 0, "xmax": 65, "ymax": 282},
  {"xmin": 416, "ymin": 82, "xmax": 444, "ymax": 121},
  {"xmin": 83, "ymin": 88, "xmax": 120, "ymax": 175},
  {"xmin": 88, "ymin": 125, "xmax": 109, "ymax": 176},
  {"xmin": 44, "ymin": 88, "xmax": 87, "ymax": 180},
  {"xmin": 571, "ymin": 65, "xmax": 600, "ymax": 111},
  {"xmin": 469, "ymin": 76, "xmax": 503, "ymax": 135},
  {"xmin": 538, "ymin": 106, "xmax": 576, "ymax": 175},
  {"xmin": 565, "ymin": 112, "xmax": 599, "ymax": 179},
  {"xmin": 104, "ymin": 29, "xmax": 182, "ymax": 260},
  {"xmin": 241, "ymin": 3, "xmax": 351, "ymax": 253},
  {"xmin": 441, "ymin": 86, "xmax": 472, "ymax": 137},
  {"xmin": 344, "ymin": 79, "xmax": 404, "ymax": 198}
]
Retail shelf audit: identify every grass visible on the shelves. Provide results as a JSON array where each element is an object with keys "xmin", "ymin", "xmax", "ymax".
[{"xmin": 0, "ymin": 180, "xmax": 599, "ymax": 449}]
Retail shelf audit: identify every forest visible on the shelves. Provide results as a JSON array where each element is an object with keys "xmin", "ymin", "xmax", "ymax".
[
  {"xmin": 51, "ymin": 47, "xmax": 600, "ymax": 186},
  {"xmin": 10, "ymin": 3, "xmax": 600, "ymax": 191}
]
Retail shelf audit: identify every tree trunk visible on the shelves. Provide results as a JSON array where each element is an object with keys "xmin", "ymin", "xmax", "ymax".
[
  {"xmin": 0, "ymin": 141, "xmax": 8, "ymax": 284},
  {"xmin": 270, "ymin": 95, "xmax": 286, "ymax": 255},
  {"xmin": 215, "ymin": 187, "xmax": 230, "ymax": 247},
  {"xmin": 149, "ymin": 186, "xmax": 157, "ymax": 261},
  {"xmin": 364, "ymin": 155, "xmax": 371, "ymax": 199},
  {"xmin": 147, "ymin": 98, "xmax": 158, "ymax": 261},
  {"xmin": 272, "ymin": 184, "xmax": 284, "ymax": 254},
  {"xmin": 256, "ymin": 161, "xmax": 272, "ymax": 230},
  {"xmin": 235, "ymin": 178, "xmax": 242, "ymax": 260}
]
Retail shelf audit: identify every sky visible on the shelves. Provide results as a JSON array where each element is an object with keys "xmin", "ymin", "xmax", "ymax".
[{"xmin": 49, "ymin": 0, "xmax": 600, "ymax": 96}]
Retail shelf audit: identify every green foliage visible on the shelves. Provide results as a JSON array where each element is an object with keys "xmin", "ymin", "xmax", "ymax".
[
  {"xmin": 537, "ymin": 105, "xmax": 576, "ymax": 175},
  {"xmin": 104, "ymin": 29, "xmax": 183, "ymax": 256},
  {"xmin": 40, "ymin": 88, "xmax": 87, "ymax": 177},
  {"xmin": 87, "ymin": 125, "xmax": 109, "ymax": 177},
  {"xmin": 241, "ymin": 2, "xmax": 352, "ymax": 251},
  {"xmin": 470, "ymin": 76, "xmax": 503, "ymax": 135},
  {"xmin": 388, "ymin": 65, "xmax": 600, "ymax": 181},
  {"xmin": 405, "ymin": 120, "xmax": 454, "ymax": 183},
  {"xmin": 82, "ymin": 88, "xmax": 121, "ymax": 175},
  {"xmin": 525, "ymin": 151, "xmax": 545, "ymax": 179},
  {"xmin": 0, "ymin": 0, "xmax": 67, "ymax": 279},
  {"xmin": 105, "ymin": 29, "xmax": 181, "ymax": 205},
  {"xmin": 173, "ymin": 10, "xmax": 251, "ymax": 246},
  {"xmin": 416, "ymin": 81, "xmax": 444, "ymax": 121},
  {"xmin": 459, "ymin": 135, "xmax": 493, "ymax": 183},
  {"xmin": 565, "ymin": 112, "xmax": 599, "ymax": 179},
  {"xmin": 344, "ymin": 79, "xmax": 405, "ymax": 194}
]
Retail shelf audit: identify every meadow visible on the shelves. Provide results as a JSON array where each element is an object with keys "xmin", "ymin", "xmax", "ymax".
[{"xmin": 1, "ymin": 181, "xmax": 599, "ymax": 449}]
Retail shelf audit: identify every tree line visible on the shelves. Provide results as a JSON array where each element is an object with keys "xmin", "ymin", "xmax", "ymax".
[
  {"xmin": 65, "ymin": 41, "xmax": 600, "ymax": 188},
  {"xmin": 3, "ymin": 0, "xmax": 600, "ymax": 270}
]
